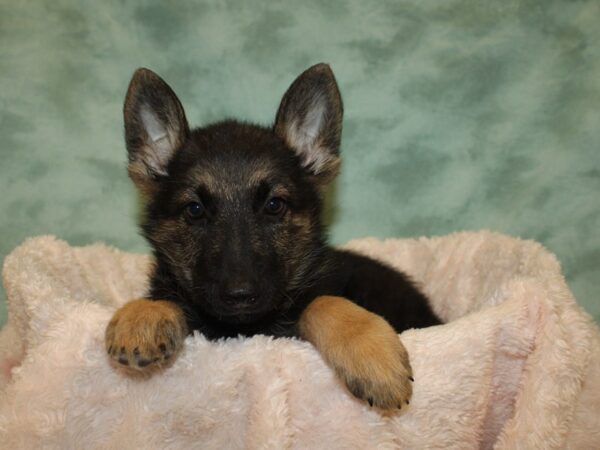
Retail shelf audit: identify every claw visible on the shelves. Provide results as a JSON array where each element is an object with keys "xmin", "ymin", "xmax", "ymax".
[{"xmin": 137, "ymin": 358, "xmax": 152, "ymax": 367}]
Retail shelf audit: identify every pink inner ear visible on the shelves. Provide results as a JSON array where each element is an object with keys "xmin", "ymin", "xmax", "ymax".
[
  {"xmin": 140, "ymin": 104, "xmax": 169, "ymax": 143},
  {"xmin": 281, "ymin": 103, "xmax": 335, "ymax": 176}
]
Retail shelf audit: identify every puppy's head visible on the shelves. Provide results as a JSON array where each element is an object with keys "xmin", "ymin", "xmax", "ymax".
[{"xmin": 123, "ymin": 64, "xmax": 343, "ymax": 324}]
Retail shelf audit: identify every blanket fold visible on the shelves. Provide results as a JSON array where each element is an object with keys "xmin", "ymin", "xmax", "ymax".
[{"xmin": 1, "ymin": 231, "xmax": 599, "ymax": 449}]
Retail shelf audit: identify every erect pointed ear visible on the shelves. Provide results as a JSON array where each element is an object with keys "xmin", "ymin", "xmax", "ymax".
[
  {"xmin": 274, "ymin": 63, "xmax": 343, "ymax": 186},
  {"xmin": 123, "ymin": 68, "xmax": 189, "ymax": 193}
]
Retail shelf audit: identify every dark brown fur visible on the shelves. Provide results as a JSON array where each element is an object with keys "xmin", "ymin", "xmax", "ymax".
[{"xmin": 105, "ymin": 64, "xmax": 440, "ymax": 410}]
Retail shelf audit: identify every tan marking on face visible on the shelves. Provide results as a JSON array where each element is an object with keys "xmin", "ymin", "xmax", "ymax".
[
  {"xmin": 298, "ymin": 295, "xmax": 413, "ymax": 411},
  {"xmin": 290, "ymin": 211, "xmax": 313, "ymax": 230},
  {"xmin": 149, "ymin": 219, "xmax": 186, "ymax": 244},
  {"xmin": 247, "ymin": 165, "xmax": 275, "ymax": 187},
  {"xmin": 188, "ymin": 165, "xmax": 270, "ymax": 204}
]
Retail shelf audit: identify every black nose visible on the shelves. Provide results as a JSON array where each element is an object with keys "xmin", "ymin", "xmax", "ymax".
[{"xmin": 224, "ymin": 283, "xmax": 258, "ymax": 304}]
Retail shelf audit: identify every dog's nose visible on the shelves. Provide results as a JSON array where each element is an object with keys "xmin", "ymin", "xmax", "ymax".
[{"xmin": 224, "ymin": 283, "xmax": 258, "ymax": 304}]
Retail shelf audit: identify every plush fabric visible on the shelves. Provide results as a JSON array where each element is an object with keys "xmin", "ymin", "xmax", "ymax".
[
  {"xmin": 0, "ymin": 232, "xmax": 599, "ymax": 449},
  {"xmin": 1, "ymin": 1, "xmax": 600, "ymax": 328}
]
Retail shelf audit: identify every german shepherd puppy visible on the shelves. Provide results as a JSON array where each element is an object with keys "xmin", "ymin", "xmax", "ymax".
[{"xmin": 105, "ymin": 63, "xmax": 440, "ymax": 410}]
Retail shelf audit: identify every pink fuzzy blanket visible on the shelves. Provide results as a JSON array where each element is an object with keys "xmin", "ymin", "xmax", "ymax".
[{"xmin": 1, "ymin": 232, "xmax": 599, "ymax": 449}]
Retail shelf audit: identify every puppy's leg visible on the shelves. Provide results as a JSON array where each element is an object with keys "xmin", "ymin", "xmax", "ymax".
[
  {"xmin": 105, "ymin": 299, "xmax": 187, "ymax": 377},
  {"xmin": 298, "ymin": 295, "xmax": 413, "ymax": 410}
]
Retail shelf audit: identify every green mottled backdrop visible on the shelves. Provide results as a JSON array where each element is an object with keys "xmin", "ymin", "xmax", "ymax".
[{"xmin": 1, "ymin": 0, "xmax": 598, "ymax": 325}]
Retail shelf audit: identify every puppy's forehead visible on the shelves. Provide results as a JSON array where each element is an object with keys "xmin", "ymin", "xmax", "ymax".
[
  {"xmin": 186, "ymin": 164, "xmax": 269, "ymax": 188},
  {"xmin": 170, "ymin": 123, "xmax": 300, "ymax": 198},
  {"xmin": 182, "ymin": 154, "xmax": 286, "ymax": 197}
]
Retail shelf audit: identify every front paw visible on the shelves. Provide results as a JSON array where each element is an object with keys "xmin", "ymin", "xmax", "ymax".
[
  {"xmin": 105, "ymin": 299, "xmax": 187, "ymax": 376},
  {"xmin": 299, "ymin": 295, "xmax": 413, "ymax": 410},
  {"xmin": 335, "ymin": 327, "xmax": 413, "ymax": 410}
]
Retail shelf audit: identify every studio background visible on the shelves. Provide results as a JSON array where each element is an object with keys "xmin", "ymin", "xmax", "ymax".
[{"xmin": 1, "ymin": 0, "xmax": 598, "ymax": 325}]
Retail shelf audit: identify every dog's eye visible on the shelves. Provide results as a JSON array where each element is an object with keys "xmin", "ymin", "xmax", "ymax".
[
  {"xmin": 185, "ymin": 201, "xmax": 205, "ymax": 220},
  {"xmin": 264, "ymin": 197, "xmax": 287, "ymax": 216}
]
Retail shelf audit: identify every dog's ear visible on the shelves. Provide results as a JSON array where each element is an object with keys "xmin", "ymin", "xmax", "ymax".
[
  {"xmin": 123, "ymin": 68, "xmax": 189, "ymax": 194},
  {"xmin": 274, "ymin": 63, "xmax": 343, "ymax": 186}
]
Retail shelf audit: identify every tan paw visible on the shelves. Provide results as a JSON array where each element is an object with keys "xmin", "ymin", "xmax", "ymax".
[
  {"xmin": 105, "ymin": 299, "xmax": 188, "ymax": 377},
  {"xmin": 335, "ymin": 326, "xmax": 413, "ymax": 410},
  {"xmin": 299, "ymin": 296, "xmax": 413, "ymax": 410}
]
